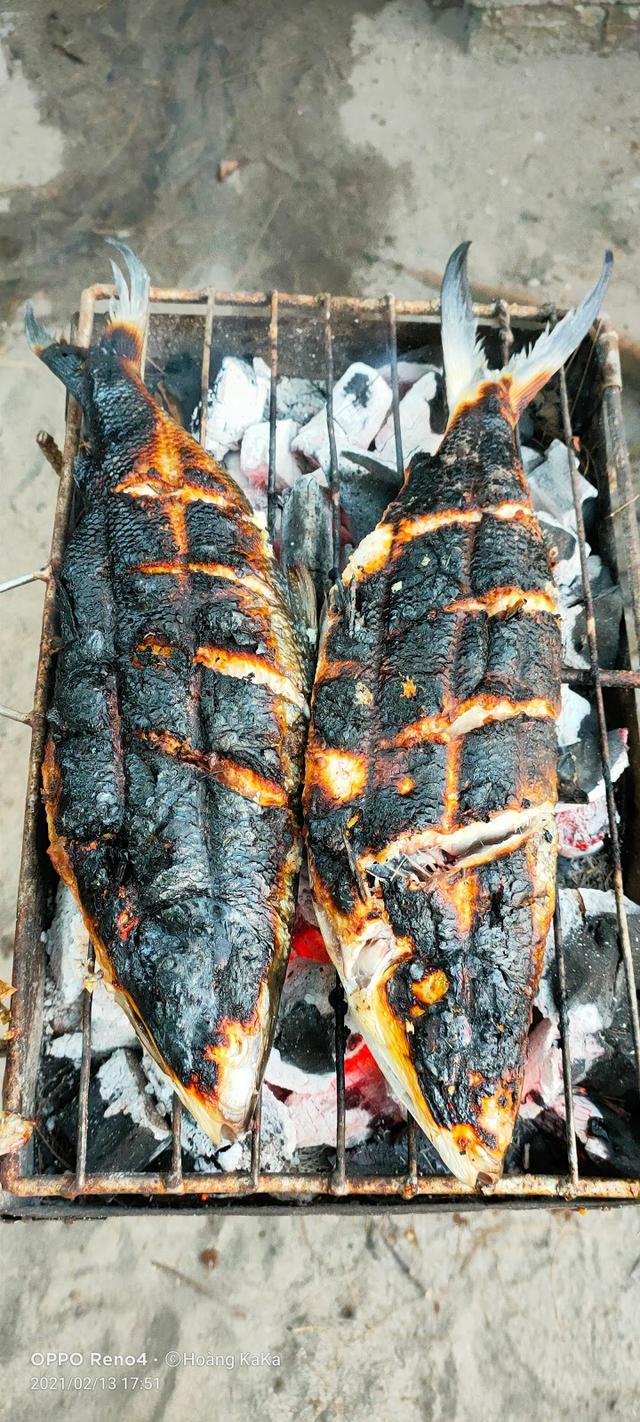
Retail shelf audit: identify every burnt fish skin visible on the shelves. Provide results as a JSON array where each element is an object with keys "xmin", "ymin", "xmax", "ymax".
[
  {"xmin": 27, "ymin": 244, "xmax": 308, "ymax": 1144},
  {"xmin": 305, "ymin": 244, "xmax": 613, "ymax": 1187}
]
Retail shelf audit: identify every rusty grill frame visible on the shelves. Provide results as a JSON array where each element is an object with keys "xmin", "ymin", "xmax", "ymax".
[{"xmin": 2, "ymin": 278, "xmax": 640, "ymax": 1219}]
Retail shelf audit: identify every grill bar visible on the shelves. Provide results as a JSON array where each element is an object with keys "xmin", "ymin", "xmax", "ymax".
[
  {"xmin": 323, "ymin": 292, "xmax": 342, "ymax": 574},
  {"xmin": 168, "ymin": 1098, "xmax": 184, "ymax": 1191},
  {"xmin": 386, "ymin": 292, "xmax": 405, "ymax": 477},
  {"xmin": 3, "ymin": 280, "xmax": 639, "ymax": 1212},
  {"xmin": 267, "ymin": 290, "xmax": 279, "ymax": 539},
  {"xmin": 198, "ymin": 289, "xmax": 216, "ymax": 451},
  {"xmin": 552, "ymin": 898, "xmax": 580, "ymax": 1185},
  {"xmin": 250, "ymin": 1091, "xmax": 262, "ymax": 1188},
  {"xmin": 5, "ymin": 1168, "xmax": 638, "ymax": 1201},
  {"xmin": 322, "ymin": 289, "xmax": 349, "ymax": 1189},
  {"xmin": 74, "ymin": 941, "xmax": 95, "ymax": 1189},
  {"xmin": 384, "ymin": 291, "xmax": 421, "ymax": 1192}
]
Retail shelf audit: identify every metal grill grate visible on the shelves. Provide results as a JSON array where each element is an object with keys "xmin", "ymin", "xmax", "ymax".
[{"xmin": 2, "ymin": 278, "xmax": 640, "ymax": 1216}]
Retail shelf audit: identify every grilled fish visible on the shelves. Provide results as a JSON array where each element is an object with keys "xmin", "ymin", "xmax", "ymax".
[
  {"xmin": 304, "ymin": 244, "xmax": 612, "ymax": 1186},
  {"xmin": 28, "ymin": 245, "xmax": 308, "ymax": 1143}
]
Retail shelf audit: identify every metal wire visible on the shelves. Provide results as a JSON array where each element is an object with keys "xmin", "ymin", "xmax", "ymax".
[
  {"xmin": 167, "ymin": 1098, "xmax": 183, "ymax": 1191},
  {"xmin": 323, "ymin": 293, "xmax": 342, "ymax": 575},
  {"xmin": 552, "ymin": 898, "xmax": 580, "ymax": 1187},
  {"xmin": 74, "ymin": 942, "xmax": 95, "ymax": 1188},
  {"xmin": 385, "ymin": 292, "xmax": 421, "ymax": 1193},
  {"xmin": 198, "ymin": 290, "xmax": 215, "ymax": 451},
  {"xmin": 267, "ymin": 291, "xmax": 279, "ymax": 540}
]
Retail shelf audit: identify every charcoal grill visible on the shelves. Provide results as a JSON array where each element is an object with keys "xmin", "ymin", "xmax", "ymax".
[{"xmin": 2, "ymin": 277, "xmax": 640, "ymax": 1218}]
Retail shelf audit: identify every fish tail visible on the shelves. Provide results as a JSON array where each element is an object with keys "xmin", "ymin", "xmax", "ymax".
[
  {"xmin": 440, "ymin": 241, "xmax": 490, "ymax": 417},
  {"xmin": 506, "ymin": 250, "xmax": 613, "ymax": 417},
  {"xmin": 103, "ymin": 239, "xmax": 150, "ymax": 365},
  {"xmin": 25, "ymin": 304, "xmax": 86, "ymax": 402},
  {"xmin": 440, "ymin": 241, "xmax": 613, "ymax": 425}
]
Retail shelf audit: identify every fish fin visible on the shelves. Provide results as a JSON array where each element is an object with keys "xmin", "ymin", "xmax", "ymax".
[
  {"xmin": 506, "ymin": 250, "xmax": 613, "ymax": 417},
  {"xmin": 286, "ymin": 564, "xmax": 317, "ymax": 694},
  {"xmin": 440, "ymin": 241, "xmax": 489, "ymax": 416},
  {"xmin": 25, "ymin": 303, "xmax": 86, "ymax": 402},
  {"xmin": 102, "ymin": 239, "xmax": 150, "ymax": 365},
  {"xmin": 441, "ymin": 244, "xmax": 613, "ymax": 425}
]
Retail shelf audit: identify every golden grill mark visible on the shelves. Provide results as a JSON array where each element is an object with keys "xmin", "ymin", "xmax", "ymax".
[
  {"xmin": 345, "ymin": 524, "xmax": 395, "ymax": 580},
  {"xmin": 444, "ymin": 588, "xmax": 558, "ymax": 618},
  {"xmin": 382, "ymin": 695, "xmax": 558, "ymax": 749},
  {"xmin": 306, "ymin": 746, "xmax": 368, "ymax": 803},
  {"xmin": 343, "ymin": 503, "xmax": 536, "ymax": 583},
  {"xmin": 130, "ymin": 560, "xmax": 278, "ymax": 604},
  {"xmin": 114, "ymin": 475, "xmax": 232, "ymax": 510},
  {"xmin": 135, "ymin": 728, "xmax": 287, "ymax": 807},
  {"xmin": 194, "ymin": 646, "xmax": 309, "ymax": 714},
  {"xmin": 395, "ymin": 502, "xmax": 534, "ymax": 544}
]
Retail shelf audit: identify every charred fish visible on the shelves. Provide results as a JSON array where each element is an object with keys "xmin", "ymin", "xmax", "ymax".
[
  {"xmin": 28, "ymin": 245, "xmax": 308, "ymax": 1143},
  {"xmin": 304, "ymin": 243, "xmax": 612, "ymax": 1186}
]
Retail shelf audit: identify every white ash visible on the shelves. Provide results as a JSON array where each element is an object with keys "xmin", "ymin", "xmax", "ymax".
[
  {"xmin": 283, "ymin": 1079, "xmax": 370, "ymax": 1150},
  {"xmin": 558, "ymin": 686, "xmax": 590, "ymax": 746},
  {"xmin": 522, "ymin": 439, "xmax": 597, "ymax": 529},
  {"xmin": 265, "ymin": 1046, "xmax": 333, "ymax": 1096},
  {"xmin": 239, "ymin": 417, "xmax": 303, "ymax": 506},
  {"xmin": 538, "ymin": 514, "xmax": 582, "ymax": 594},
  {"xmin": 556, "ymin": 685, "xmax": 628, "ymax": 857},
  {"xmin": 377, "ymin": 358, "xmax": 438, "ymax": 394},
  {"xmin": 98, "ymin": 1049, "xmax": 170, "ymax": 1146},
  {"xmin": 521, "ymin": 1018, "xmax": 607, "ymax": 1162},
  {"xmin": 44, "ymin": 881, "xmax": 137, "ymax": 1049},
  {"xmin": 141, "ymin": 1052, "xmax": 219, "ymax": 1167},
  {"xmin": 45, "ymin": 882, "xmax": 88, "ymax": 1015},
  {"xmin": 536, "ymin": 887, "xmax": 640, "ymax": 1038},
  {"xmin": 48, "ymin": 1031, "xmax": 84, "ymax": 1066},
  {"xmin": 292, "ymin": 362, "xmax": 392, "ymax": 472},
  {"xmin": 276, "ymin": 376, "xmax": 325, "ymax": 425},
  {"xmin": 195, "ymin": 356, "xmax": 270, "ymax": 461},
  {"xmin": 374, "ymin": 371, "xmax": 441, "ymax": 466},
  {"xmin": 217, "ymin": 1086, "xmax": 297, "ymax": 1174}
]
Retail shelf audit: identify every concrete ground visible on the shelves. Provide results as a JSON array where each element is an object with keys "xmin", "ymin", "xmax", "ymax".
[{"xmin": 1, "ymin": 3, "xmax": 639, "ymax": 1418}]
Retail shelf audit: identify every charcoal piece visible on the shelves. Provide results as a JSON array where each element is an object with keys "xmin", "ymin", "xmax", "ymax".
[
  {"xmin": 275, "ymin": 1001, "xmax": 335, "ymax": 1077},
  {"xmin": 540, "ymin": 890, "xmax": 640, "ymax": 1098},
  {"xmin": 281, "ymin": 472, "xmax": 333, "ymax": 605},
  {"xmin": 56, "ymin": 1049, "xmax": 170, "ymax": 1173}
]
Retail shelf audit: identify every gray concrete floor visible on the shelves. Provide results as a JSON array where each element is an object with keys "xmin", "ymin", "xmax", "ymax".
[{"xmin": 1, "ymin": 3, "xmax": 640, "ymax": 1418}]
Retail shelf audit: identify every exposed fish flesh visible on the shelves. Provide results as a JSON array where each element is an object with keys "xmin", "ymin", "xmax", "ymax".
[
  {"xmin": 27, "ymin": 244, "xmax": 308, "ymax": 1143},
  {"xmin": 305, "ymin": 242, "xmax": 612, "ymax": 1186}
]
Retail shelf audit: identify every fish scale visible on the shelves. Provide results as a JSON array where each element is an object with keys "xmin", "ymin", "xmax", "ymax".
[
  {"xmin": 29, "ymin": 245, "xmax": 308, "ymax": 1145},
  {"xmin": 305, "ymin": 242, "xmax": 612, "ymax": 1187}
]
